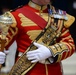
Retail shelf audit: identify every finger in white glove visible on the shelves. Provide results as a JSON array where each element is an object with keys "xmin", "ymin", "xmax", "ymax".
[
  {"xmin": 4, "ymin": 50, "xmax": 9, "ymax": 55},
  {"xmin": 0, "ymin": 52, "xmax": 6, "ymax": 64},
  {"xmin": 26, "ymin": 42, "xmax": 52, "ymax": 63}
]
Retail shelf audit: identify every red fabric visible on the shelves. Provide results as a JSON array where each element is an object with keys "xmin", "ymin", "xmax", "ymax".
[
  {"xmin": 26, "ymin": 63, "xmax": 62, "ymax": 75},
  {"xmin": 6, "ymin": 3, "xmax": 75, "ymax": 75},
  {"xmin": 16, "ymin": 6, "xmax": 47, "ymax": 29},
  {"xmin": 12, "ymin": 5, "xmax": 63, "ymax": 74}
]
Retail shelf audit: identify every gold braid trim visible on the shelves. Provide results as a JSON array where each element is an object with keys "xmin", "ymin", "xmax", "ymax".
[
  {"xmin": 5, "ymin": 27, "xmax": 18, "ymax": 46},
  {"xmin": 69, "ymin": 42, "xmax": 75, "ymax": 50},
  {"xmin": 56, "ymin": 54, "xmax": 62, "ymax": 62},
  {"xmin": 62, "ymin": 50, "xmax": 68, "ymax": 60},
  {"xmin": 45, "ymin": 64, "xmax": 48, "ymax": 75},
  {"xmin": 61, "ymin": 29, "xmax": 69, "ymax": 36},
  {"xmin": 61, "ymin": 42, "xmax": 72, "ymax": 51},
  {"xmin": 61, "ymin": 35, "xmax": 72, "ymax": 41},
  {"xmin": 21, "ymin": 63, "xmax": 36, "ymax": 75},
  {"xmin": 68, "ymin": 42, "xmax": 75, "ymax": 56},
  {"xmin": 58, "ymin": 42, "xmax": 72, "ymax": 59},
  {"xmin": 48, "ymin": 43, "xmax": 68, "ymax": 57},
  {"xmin": 56, "ymin": 42, "xmax": 74, "ymax": 62}
]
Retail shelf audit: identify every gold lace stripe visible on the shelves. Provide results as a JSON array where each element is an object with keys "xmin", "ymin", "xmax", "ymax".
[
  {"xmin": 61, "ymin": 42, "xmax": 72, "ymax": 52},
  {"xmin": 18, "ymin": 13, "xmax": 37, "ymax": 26},
  {"xmin": 45, "ymin": 64, "xmax": 48, "ymax": 75},
  {"xmin": 27, "ymin": 30, "xmax": 42, "ymax": 41},
  {"xmin": 57, "ymin": 20, "xmax": 63, "ymax": 33},
  {"xmin": 21, "ymin": 63, "xmax": 36, "ymax": 75},
  {"xmin": 7, "ymin": 33, "xmax": 12, "ymax": 39},
  {"xmin": 60, "ymin": 35, "xmax": 71, "ymax": 41},
  {"xmin": 60, "ymin": 42, "xmax": 70, "ymax": 59},
  {"xmin": 51, "ymin": 18, "xmax": 54, "ymax": 23},
  {"xmin": 58, "ymin": 19, "xmax": 61, "ymax": 28},
  {"xmin": 56, "ymin": 54, "xmax": 62, "ymax": 62},
  {"xmin": 9, "ymin": 28, "xmax": 15, "ymax": 34},
  {"xmin": 61, "ymin": 29, "xmax": 69, "ymax": 36},
  {"xmin": 68, "ymin": 39, "xmax": 74, "ymax": 42},
  {"xmin": 5, "ymin": 27, "xmax": 18, "ymax": 46},
  {"xmin": 56, "ymin": 42, "xmax": 69, "ymax": 62},
  {"xmin": 69, "ymin": 43, "xmax": 75, "ymax": 56},
  {"xmin": 63, "ymin": 51, "xmax": 68, "ymax": 59}
]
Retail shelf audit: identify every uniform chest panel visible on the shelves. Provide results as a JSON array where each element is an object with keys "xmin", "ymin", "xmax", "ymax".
[{"xmin": 18, "ymin": 13, "xmax": 48, "ymax": 41}]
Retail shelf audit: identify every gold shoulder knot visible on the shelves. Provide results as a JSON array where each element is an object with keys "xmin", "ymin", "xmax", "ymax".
[{"xmin": 64, "ymin": 14, "xmax": 75, "ymax": 28}]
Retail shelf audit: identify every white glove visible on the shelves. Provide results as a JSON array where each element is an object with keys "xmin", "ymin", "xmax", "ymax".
[
  {"xmin": 26, "ymin": 42, "xmax": 52, "ymax": 63},
  {"xmin": 0, "ymin": 50, "xmax": 9, "ymax": 64}
]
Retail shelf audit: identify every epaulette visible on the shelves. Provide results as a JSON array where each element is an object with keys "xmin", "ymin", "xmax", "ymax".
[{"xmin": 64, "ymin": 14, "xmax": 75, "ymax": 28}]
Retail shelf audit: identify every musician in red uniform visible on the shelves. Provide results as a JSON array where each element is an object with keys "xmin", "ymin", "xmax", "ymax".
[{"xmin": 0, "ymin": 0, "xmax": 75, "ymax": 75}]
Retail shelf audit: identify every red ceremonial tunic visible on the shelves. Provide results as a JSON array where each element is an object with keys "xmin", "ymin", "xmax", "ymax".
[{"xmin": 5, "ymin": 1, "xmax": 75, "ymax": 75}]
